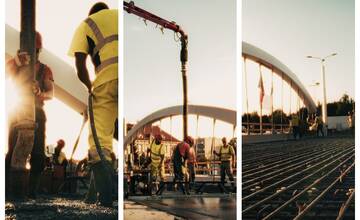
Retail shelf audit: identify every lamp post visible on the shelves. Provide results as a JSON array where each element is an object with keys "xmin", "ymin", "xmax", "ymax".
[
  {"xmin": 306, "ymin": 53, "xmax": 337, "ymax": 136},
  {"xmin": 308, "ymin": 82, "xmax": 320, "ymax": 104}
]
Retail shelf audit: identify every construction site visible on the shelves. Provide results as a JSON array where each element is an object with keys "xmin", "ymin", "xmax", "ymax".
[{"xmin": 123, "ymin": 1, "xmax": 237, "ymax": 219}]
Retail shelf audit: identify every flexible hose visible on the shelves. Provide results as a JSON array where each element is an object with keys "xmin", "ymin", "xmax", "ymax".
[{"xmin": 88, "ymin": 93, "xmax": 113, "ymax": 174}]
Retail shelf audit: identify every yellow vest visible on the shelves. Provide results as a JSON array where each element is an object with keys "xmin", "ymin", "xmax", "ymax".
[
  {"xmin": 220, "ymin": 145, "xmax": 234, "ymax": 161},
  {"xmin": 291, "ymin": 116, "xmax": 299, "ymax": 126},
  {"xmin": 150, "ymin": 142, "xmax": 165, "ymax": 165},
  {"xmin": 68, "ymin": 9, "xmax": 118, "ymax": 89}
]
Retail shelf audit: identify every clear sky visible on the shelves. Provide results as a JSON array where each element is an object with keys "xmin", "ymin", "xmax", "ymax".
[
  {"xmin": 5, "ymin": 0, "xmax": 118, "ymax": 160},
  {"xmin": 124, "ymin": 0, "xmax": 236, "ymax": 140},
  {"xmin": 242, "ymin": 0, "xmax": 354, "ymax": 114}
]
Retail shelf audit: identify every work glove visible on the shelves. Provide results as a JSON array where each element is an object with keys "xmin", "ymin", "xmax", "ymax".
[
  {"xmin": 14, "ymin": 50, "xmax": 30, "ymax": 67},
  {"xmin": 32, "ymin": 81, "xmax": 41, "ymax": 96}
]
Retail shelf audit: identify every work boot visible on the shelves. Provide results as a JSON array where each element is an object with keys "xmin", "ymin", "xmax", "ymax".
[
  {"xmin": 92, "ymin": 161, "xmax": 113, "ymax": 207},
  {"xmin": 84, "ymin": 172, "xmax": 96, "ymax": 204},
  {"xmin": 28, "ymin": 172, "xmax": 41, "ymax": 199}
]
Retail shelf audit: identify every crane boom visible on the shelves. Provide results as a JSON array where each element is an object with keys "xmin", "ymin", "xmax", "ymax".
[{"xmin": 124, "ymin": 1, "xmax": 189, "ymax": 140}]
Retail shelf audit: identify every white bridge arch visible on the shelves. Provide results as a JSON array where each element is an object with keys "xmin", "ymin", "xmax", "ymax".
[
  {"xmin": 124, "ymin": 105, "xmax": 236, "ymax": 147},
  {"xmin": 242, "ymin": 42, "xmax": 317, "ymax": 113}
]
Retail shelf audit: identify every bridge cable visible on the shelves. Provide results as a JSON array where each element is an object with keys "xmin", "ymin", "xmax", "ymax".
[
  {"xmin": 211, "ymin": 118, "xmax": 216, "ymax": 182},
  {"xmin": 281, "ymin": 72, "xmax": 284, "ymax": 133},
  {"xmin": 244, "ymin": 57, "xmax": 250, "ymax": 134}
]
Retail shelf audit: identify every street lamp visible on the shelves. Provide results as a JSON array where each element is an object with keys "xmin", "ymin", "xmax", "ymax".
[
  {"xmin": 308, "ymin": 82, "xmax": 320, "ymax": 105},
  {"xmin": 306, "ymin": 53, "xmax": 337, "ymax": 136}
]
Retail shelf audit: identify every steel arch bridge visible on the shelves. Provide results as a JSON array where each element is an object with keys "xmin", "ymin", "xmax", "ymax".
[
  {"xmin": 124, "ymin": 105, "xmax": 236, "ymax": 147},
  {"xmin": 242, "ymin": 42, "xmax": 317, "ymax": 113}
]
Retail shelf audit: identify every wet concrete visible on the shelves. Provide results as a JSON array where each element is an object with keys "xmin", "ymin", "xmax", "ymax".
[
  {"xmin": 6, "ymin": 196, "xmax": 118, "ymax": 220},
  {"xmin": 124, "ymin": 201, "xmax": 181, "ymax": 220},
  {"xmin": 130, "ymin": 195, "xmax": 236, "ymax": 220}
]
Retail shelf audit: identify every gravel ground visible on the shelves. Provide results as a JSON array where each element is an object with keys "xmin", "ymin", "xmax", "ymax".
[{"xmin": 6, "ymin": 196, "xmax": 118, "ymax": 220}]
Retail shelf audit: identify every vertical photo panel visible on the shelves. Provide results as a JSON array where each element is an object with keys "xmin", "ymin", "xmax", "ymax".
[
  {"xmin": 5, "ymin": 1, "xmax": 119, "ymax": 219},
  {"xmin": 242, "ymin": 0, "xmax": 355, "ymax": 219},
  {"xmin": 123, "ymin": 0, "xmax": 237, "ymax": 219}
]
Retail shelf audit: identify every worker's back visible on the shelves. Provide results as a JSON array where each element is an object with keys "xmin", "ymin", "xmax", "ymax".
[
  {"xmin": 88, "ymin": 9, "xmax": 118, "ymax": 62},
  {"xmin": 68, "ymin": 9, "xmax": 118, "ymax": 89}
]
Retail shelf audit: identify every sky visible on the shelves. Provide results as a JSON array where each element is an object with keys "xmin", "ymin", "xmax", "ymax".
[
  {"xmin": 124, "ymin": 0, "xmax": 237, "ymax": 140},
  {"xmin": 5, "ymin": 0, "xmax": 118, "ymax": 160},
  {"xmin": 242, "ymin": 0, "xmax": 355, "ymax": 114}
]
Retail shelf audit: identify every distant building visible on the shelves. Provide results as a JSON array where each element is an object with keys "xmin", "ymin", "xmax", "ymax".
[
  {"xmin": 126, "ymin": 123, "xmax": 181, "ymax": 158},
  {"xmin": 196, "ymin": 137, "xmax": 224, "ymax": 161}
]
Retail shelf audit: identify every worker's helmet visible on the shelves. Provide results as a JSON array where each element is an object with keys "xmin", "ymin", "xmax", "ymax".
[
  {"xmin": 185, "ymin": 136, "xmax": 194, "ymax": 146},
  {"xmin": 35, "ymin": 32, "xmax": 42, "ymax": 50},
  {"xmin": 89, "ymin": 2, "xmax": 109, "ymax": 15},
  {"xmin": 57, "ymin": 139, "xmax": 65, "ymax": 147},
  {"xmin": 155, "ymin": 134, "xmax": 162, "ymax": 141}
]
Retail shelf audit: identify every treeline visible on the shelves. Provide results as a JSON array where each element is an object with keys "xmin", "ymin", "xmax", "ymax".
[{"xmin": 242, "ymin": 94, "xmax": 355, "ymax": 123}]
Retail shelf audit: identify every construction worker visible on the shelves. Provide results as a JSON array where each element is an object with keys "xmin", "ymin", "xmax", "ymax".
[
  {"xmin": 213, "ymin": 137, "xmax": 235, "ymax": 190},
  {"xmin": 52, "ymin": 139, "xmax": 68, "ymax": 193},
  {"xmin": 291, "ymin": 114, "xmax": 300, "ymax": 139},
  {"xmin": 187, "ymin": 143, "xmax": 197, "ymax": 187},
  {"xmin": 149, "ymin": 134, "xmax": 166, "ymax": 190},
  {"xmin": 173, "ymin": 136, "xmax": 193, "ymax": 194},
  {"xmin": 68, "ymin": 2, "xmax": 118, "ymax": 207},
  {"xmin": 6, "ymin": 31, "xmax": 54, "ymax": 198},
  {"xmin": 315, "ymin": 115, "xmax": 324, "ymax": 137},
  {"xmin": 53, "ymin": 139, "xmax": 67, "ymax": 167}
]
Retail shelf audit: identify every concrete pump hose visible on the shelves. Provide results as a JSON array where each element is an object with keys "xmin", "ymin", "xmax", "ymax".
[{"xmin": 88, "ymin": 93, "xmax": 113, "ymax": 174}]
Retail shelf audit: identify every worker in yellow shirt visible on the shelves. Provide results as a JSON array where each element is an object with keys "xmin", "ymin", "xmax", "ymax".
[
  {"xmin": 150, "ymin": 134, "xmax": 166, "ymax": 192},
  {"xmin": 68, "ymin": 2, "xmax": 118, "ymax": 207},
  {"xmin": 213, "ymin": 137, "xmax": 235, "ymax": 191},
  {"xmin": 291, "ymin": 114, "xmax": 300, "ymax": 139}
]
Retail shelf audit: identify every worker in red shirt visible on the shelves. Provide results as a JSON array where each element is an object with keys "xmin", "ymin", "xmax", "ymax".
[
  {"xmin": 172, "ymin": 136, "xmax": 193, "ymax": 194},
  {"xmin": 187, "ymin": 143, "xmax": 197, "ymax": 188},
  {"xmin": 6, "ymin": 31, "xmax": 54, "ymax": 198}
]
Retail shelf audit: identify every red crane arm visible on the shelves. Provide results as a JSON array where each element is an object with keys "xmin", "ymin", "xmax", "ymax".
[
  {"xmin": 124, "ymin": 1, "xmax": 186, "ymax": 37},
  {"xmin": 124, "ymin": 1, "xmax": 189, "ymax": 140}
]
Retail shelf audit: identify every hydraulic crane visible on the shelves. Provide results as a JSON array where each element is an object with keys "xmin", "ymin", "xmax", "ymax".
[{"xmin": 124, "ymin": 1, "xmax": 189, "ymax": 140}]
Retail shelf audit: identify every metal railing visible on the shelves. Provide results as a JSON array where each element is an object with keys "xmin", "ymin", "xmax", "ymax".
[{"xmin": 242, "ymin": 122, "xmax": 290, "ymax": 135}]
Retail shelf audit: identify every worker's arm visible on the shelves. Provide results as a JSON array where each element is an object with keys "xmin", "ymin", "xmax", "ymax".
[
  {"xmin": 75, "ymin": 52, "xmax": 92, "ymax": 92},
  {"xmin": 159, "ymin": 155, "xmax": 165, "ymax": 168},
  {"xmin": 6, "ymin": 51, "xmax": 30, "ymax": 77},
  {"xmin": 38, "ymin": 79, "xmax": 54, "ymax": 100},
  {"xmin": 213, "ymin": 150, "xmax": 220, "ymax": 157},
  {"xmin": 231, "ymin": 147, "xmax": 236, "ymax": 168}
]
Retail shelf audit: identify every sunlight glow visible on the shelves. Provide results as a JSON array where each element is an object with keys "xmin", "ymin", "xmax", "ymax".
[{"xmin": 5, "ymin": 78, "xmax": 22, "ymax": 116}]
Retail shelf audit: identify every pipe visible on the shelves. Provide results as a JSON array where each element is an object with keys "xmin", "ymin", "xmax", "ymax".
[{"xmin": 124, "ymin": 1, "xmax": 189, "ymax": 141}]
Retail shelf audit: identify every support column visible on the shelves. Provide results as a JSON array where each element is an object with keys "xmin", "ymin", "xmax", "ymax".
[{"xmin": 243, "ymin": 57, "xmax": 250, "ymax": 135}]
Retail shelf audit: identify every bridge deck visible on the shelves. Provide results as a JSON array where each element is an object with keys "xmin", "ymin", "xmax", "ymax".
[
  {"xmin": 130, "ymin": 195, "xmax": 236, "ymax": 220},
  {"xmin": 242, "ymin": 136, "xmax": 355, "ymax": 220}
]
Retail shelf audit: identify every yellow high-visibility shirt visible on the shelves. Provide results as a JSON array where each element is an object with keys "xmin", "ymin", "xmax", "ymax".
[
  {"xmin": 68, "ymin": 9, "xmax": 118, "ymax": 89},
  {"xmin": 150, "ymin": 142, "xmax": 166, "ymax": 166},
  {"xmin": 291, "ymin": 116, "xmax": 299, "ymax": 126},
  {"xmin": 220, "ymin": 145, "xmax": 235, "ymax": 161},
  {"xmin": 57, "ymin": 152, "xmax": 67, "ymax": 165}
]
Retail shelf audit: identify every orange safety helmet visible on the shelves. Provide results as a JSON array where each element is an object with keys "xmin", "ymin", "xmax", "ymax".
[
  {"xmin": 57, "ymin": 139, "xmax": 65, "ymax": 147},
  {"xmin": 155, "ymin": 134, "xmax": 162, "ymax": 141},
  {"xmin": 35, "ymin": 31, "xmax": 42, "ymax": 49},
  {"xmin": 185, "ymin": 136, "xmax": 194, "ymax": 146}
]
